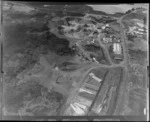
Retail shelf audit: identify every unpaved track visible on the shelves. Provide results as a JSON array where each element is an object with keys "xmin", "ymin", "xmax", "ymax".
[{"xmin": 57, "ymin": 10, "xmax": 141, "ymax": 115}]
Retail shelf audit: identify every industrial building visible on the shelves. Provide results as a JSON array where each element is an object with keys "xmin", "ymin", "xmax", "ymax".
[
  {"xmin": 113, "ymin": 43, "xmax": 122, "ymax": 55},
  {"xmin": 112, "ymin": 43, "xmax": 123, "ymax": 60}
]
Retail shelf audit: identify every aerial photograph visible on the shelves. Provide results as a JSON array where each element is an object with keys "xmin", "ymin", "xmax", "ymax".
[{"xmin": 0, "ymin": 1, "xmax": 149, "ymax": 121}]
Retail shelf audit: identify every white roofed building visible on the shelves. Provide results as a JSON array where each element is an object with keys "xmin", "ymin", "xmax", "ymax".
[
  {"xmin": 102, "ymin": 37, "xmax": 113, "ymax": 43},
  {"xmin": 112, "ymin": 43, "xmax": 123, "ymax": 60},
  {"xmin": 113, "ymin": 43, "xmax": 122, "ymax": 55}
]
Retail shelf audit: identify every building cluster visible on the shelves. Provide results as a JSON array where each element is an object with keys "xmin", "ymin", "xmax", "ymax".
[
  {"xmin": 61, "ymin": 19, "xmax": 101, "ymax": 39},
  {"xmin": 101, "ymin": 23, "xmax": 121, "ymax": 43},
  {"xmin": 128, "ymin": 25, "xmax": 146, "ymax": 35},
  {"xmin": 55, "ymin": 15, "xmax": 124, "ymax": 61},
  {"xmin": 57, "ymin": 15, "xmax": 116, "ymax": 40},
  {"xmin": 99, "ymin": 24, "xmax": 123, "ymax": 60},
  {"xmin": 65, "ymin": 72, "xmax": 103, "ymax": 115}
]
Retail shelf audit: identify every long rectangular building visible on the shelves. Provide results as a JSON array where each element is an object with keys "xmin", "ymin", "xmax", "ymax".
[{"xmin": 113, "ymin": 43, "xmax": 122, "ymax": 55}]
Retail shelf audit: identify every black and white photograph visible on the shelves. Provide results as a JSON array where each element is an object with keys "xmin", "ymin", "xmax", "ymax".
[{"xmin": 0, "ymin": 1, "xmax": 149, "ymax": 121}]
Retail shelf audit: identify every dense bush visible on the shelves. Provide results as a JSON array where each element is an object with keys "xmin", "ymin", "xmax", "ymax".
[
  {"xmin": 58, "ymin": 62, "xmax": 78, "ymax": 71},
  {"xmin": 83, "ymin": 44, "xmax": 101, "ymax": 52},
  {"xmin": 127, "ymin": 34, "xmax": 137, "ymax": 42},
  {"xmin": 46, "ymin": 32, "xmax": 76, "ymax": 56},
  {"xmin": 56, "ymin": 46, "xmax": 76, "ymax": 56}
]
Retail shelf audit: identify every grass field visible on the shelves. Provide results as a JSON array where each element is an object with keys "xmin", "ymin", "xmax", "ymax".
[
  {"xmin": 128, "ymin": 49, "xmax": 147, "ymax": 65},
  {"xmin": 123, "ymin": 11, "xmax": 147, "ymax": 23}
]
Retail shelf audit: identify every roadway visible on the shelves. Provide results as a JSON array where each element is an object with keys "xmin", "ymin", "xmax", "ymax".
[
  {"xmin": 65, "ymin": 11, "xmax": 138, "ymax": 115},
  {"xmin": 50, "ymin": 10, "xmax": 138, "ymax": 115}
]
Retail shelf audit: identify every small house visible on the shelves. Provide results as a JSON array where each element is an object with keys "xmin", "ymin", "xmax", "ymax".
[{"xmin": 102, "ymin": 37, "xmax": 112, "ymax": 43}]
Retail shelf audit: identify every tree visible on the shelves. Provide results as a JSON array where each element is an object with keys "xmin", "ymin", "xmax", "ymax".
[
  {"xmin": 132, "ymin": 8, "xmax": 135, "ymax": 11},
  {"xmin": 126, "ymin": 9, "xmax": 132, "ymax": 14}
]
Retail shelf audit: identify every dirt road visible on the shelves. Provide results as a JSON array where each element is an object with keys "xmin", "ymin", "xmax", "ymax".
[{"xmin": 58, "ymin": 10, "xmax": 141, "ymax": 115}]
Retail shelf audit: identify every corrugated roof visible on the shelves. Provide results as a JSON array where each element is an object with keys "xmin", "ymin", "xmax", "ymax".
[{"xmin": 113, "ymin": 43, "xmax": 121, "ymax": 54}]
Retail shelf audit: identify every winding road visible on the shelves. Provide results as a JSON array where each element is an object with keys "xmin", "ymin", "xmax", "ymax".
[
  {"xmin": 63, "ymin": 10, "xmax": 140, "ymax": 115},
  {"xmin": 53, "ymin": 10, "xmax": 141, "ymax": 116}
]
